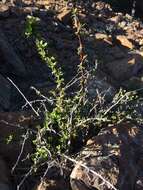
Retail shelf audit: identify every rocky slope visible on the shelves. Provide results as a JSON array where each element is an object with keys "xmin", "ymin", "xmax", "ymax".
[{"xmin": 0, "ymin": 1, "xmax": 143, "ymax": 190}]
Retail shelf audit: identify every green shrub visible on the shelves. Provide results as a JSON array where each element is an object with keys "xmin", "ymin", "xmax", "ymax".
[{"xmin": 25, "ymin": 14, "xmax": 143, "ymax": 168}]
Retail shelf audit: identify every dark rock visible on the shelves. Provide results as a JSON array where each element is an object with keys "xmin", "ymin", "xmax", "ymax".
[
  {"xmin": 0, "ymin": 184, "xmax": 10, "ymax": 190},
  {"xmin": 0, "ymin": 28, "xmax": 26, "ymax": 76},
  {"xmin": 104, "ymin": 52, "xmax": 143, "ymax": 82},
  {"xmin": 0, "ymin": 111, "xmax": 41, "ymax": 166},
  {"xmin": 86, "ymin": 70, "xmax": 116, "ymax": 102},
  {"xmin": 0, "ymin": 74, "xmax": 11, "ymax": 110},
  {"xmin": 0, "ymin": 156, "xmax": 11, "ymax": 190},
  {"xmin": 70, "ymin": 122, "xmax": 143, "ymax": 190},
  {"xmin": 122, "ymin": 76, "xmax": 143, "ymax": 90},
  {"xmin": 136, "ymin": 0, "xmax": 143, "ymax": 13}
]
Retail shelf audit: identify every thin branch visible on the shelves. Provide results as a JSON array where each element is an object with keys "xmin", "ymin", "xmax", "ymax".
[
  {"xmin": 30, "ymin": 86, "xmax": 54, "ymax": 104},
  {"xmin": 7, "ymin": 77, "xmax": 39, "ymax": 116},
  {"xmin": 17, "ymin": 166, "xmax": 33, "ymax": 190},
  {"xmin": 11, "ymin": 130, "xmax": 29, "ymax": 174}
]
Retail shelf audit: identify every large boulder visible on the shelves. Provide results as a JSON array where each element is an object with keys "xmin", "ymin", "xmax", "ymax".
[
  {"xmin": 70, "ymin": 122, "xmax": 143, "ymax": 190},
  {"xmin": 104, "ymin": 52, "xmax": 143, "ymax": 82}
]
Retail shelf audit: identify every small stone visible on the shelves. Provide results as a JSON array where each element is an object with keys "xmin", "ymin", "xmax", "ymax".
[
  {"xmin": 0, "ymin": 3, "xmax": 10, "ymax": 18},
  {"xmin": 95, "ymin": 33, "xmax": 113, "ymax": 45},
  {"xmin": 116, "ymin": 35, "xmax": 134, "ymax": 49},
  {"xmin": 139, "ymin": 39, "xmax": 143, "ymax": 46},
  {"xmin": 33, "ymin": 179, "xmax": 70, "ymax": 190},
  {"xmin": 57, "ymin": 8, "xmax": 71, "ymax": 24},
  {"xmin": 95, "ymin": 33, "xmax": 109, "ymax": 40},
  {"xmin": 108, "ymin": 15, "xmax": 122, "ymax": 24}
]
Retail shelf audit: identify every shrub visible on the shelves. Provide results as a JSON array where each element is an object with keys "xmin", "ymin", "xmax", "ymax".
[{"xmin": 25, "ymin": 14, "xmax": 143, "ymax": 169}]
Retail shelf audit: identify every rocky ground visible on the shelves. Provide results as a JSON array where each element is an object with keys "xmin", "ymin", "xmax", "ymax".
[{"xmin": 0, "ymin": 0, "xmax": 143, "ymax": 190}]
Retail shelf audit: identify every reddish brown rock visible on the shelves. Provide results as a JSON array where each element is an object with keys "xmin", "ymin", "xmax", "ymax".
[
  {"xmin": 57, "ymin": 7, "xmax": 71, "ymax": 24},
  {"xmin": 108, "ymin": 14, "xmax": 123, "ymax": 24},
  {"xmin": 70, "ymin": 123, "xmax": 143, "ymax": 190},
  {"xmin": 116, "ymin": 35, "xmax": 134, "ymax": 49},
  {"xmin": 0, "ymin": 3, "xmax": 10, "ymax": 18}
]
